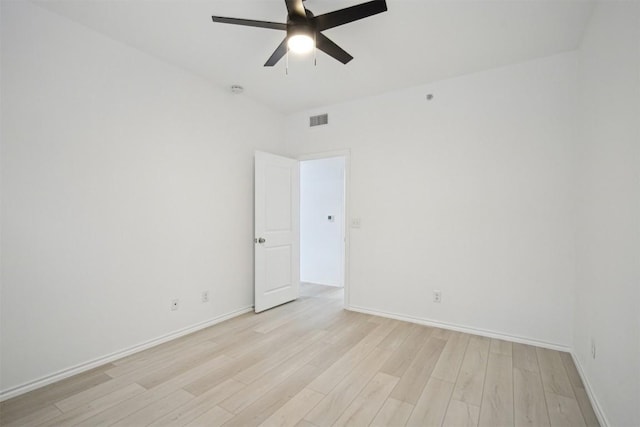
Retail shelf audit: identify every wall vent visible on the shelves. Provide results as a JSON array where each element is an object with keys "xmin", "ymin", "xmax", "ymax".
[{"xmin": 310, "ymin": 113, "xmax": 328, "ymax": 127}]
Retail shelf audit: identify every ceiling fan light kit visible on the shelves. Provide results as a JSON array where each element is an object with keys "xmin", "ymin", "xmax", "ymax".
[
  {"xmin": 287, "ymin": 34, "xmax": 314, "ymax": 54},
  {"xmin": 211, "ymin": 0, "xmax": 387, "ymax": 67}
]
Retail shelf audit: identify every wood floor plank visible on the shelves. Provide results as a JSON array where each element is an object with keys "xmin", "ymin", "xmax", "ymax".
[
  {"xmin": 234, "ymin": 329, "xmax": 327, "ymax": 385},
  {"xmin": 432, "ymin": 327, "xmax": 453, "ymax": 340},
  {"xmin": 41, "ymin": 383, "xmax": 147, "ymax": 427},
  {"xmin": 442, "ymin": 399, "xmax": 480, "ymax": 427},
  {"xmin": 478, "ymin": 352, "xmax": 513, "ymax": 427},
  {"xmin": 452, "ymin": 335, "xmax": 490, "ymax": 406},
  {"xmin": 559, "ymin": 352, "xmax": 584, "ymax": 389},
  {"xmin": 185, "ymin": 406, "xmax": 234, "ymax": 427},
  {"xmin": 513, "ymin": 343, "xmax": 540, "ymax": 373},
  {"xmin": 75, "ymin": 369, "xmax": 234, "ymax": 427},
  {"xmin": 406, "ymin": 377, "xmax": 455, "ymax": 427},
  {"xmin": 376, "ymin": 321, "xmax": 416, "ymax": 351},
  {"xmin": 51, "ymin": 376, "xmax": 136, "ymax": 413},
  {"xmin": 514, "ymin": 367, "xmax": 550, "ymax": 427},
  {"xmin": 149, "ymin": 379, "xmax": 245, "ymax": 427},
  {"xmin": 432, "ymin": 331, "xmax": 471, "ymax": 382},
  {"xmin": 252, "ymin": 292, "xmax": 338, "ymax": 334},
  {"xmin": 106, "ymin": 340, "xmax": 220, "ymax": 378},
  {"xmin": 258, "ymin": 388, "xmax": 324, "ymax": 427},
  {"xmin": 322, "ymin": 311, "xmax": 369, "ymax": 342},
  {"xmin": 558, "ymin": 353, "xmax": 600, "ymax": 427},
  {"xmin": 55, "ymin": 346, "xmax": 216, "ymax": 415},
  {"xmin": 223, "ymin": 364, "xmax": 320, "ymax": 427},
  {"xmin": 223, "ymin": 323, "xmax": 309, "ymax": 361},
  {"xmin": 0, "ymin": 367, "xmax": 113, "ymax": 425},
  {"xmin": 545, "ymin": 392, "xmax": 587, "ymax": 427},
  {"xmin": 370, "ymin": 397, "xmax": 414, "ymax": 427},
  {"xmin": 1, "ymin": 404, "xmax": 62, "ymax": 427},
  {"xmin": 307, "ymin": 320, "xmax": 396, "ymax": 394},
  {"xmin": 182, "ymin": 331, "xmax": 310, "ymax": 398},
  {"xmin": 390, "ymin": 336, "xmax": 447, "ymax": 405},
  {"xmin": 307, "ymin": 321, "xmax": 378, "ymax": 370},
  {"xmin": 490, "ymin": 338, "xmax": 513, "ymax": 356},
  {"xmin": 110, "ymin": 389, "xmax": 194, "ymax": 427},
  {"xmin": 136, "ymin": 345, "xmax": 231, "ymax": 389},
  {"xmin": 220, "ymin": 346, "xmax": 321, "ymax": 414},
  {"xmin": 536, "ymin": 347, "xmax": 575, "ymax": 398},
  {"xmin": 304, "ymin": 347, "xmax": 392, "ymax": 426},
  {"xmin": 572, "ymin": 385, "xmax": 600, "ymax": 427},
  {"xmin": 332, "ymin": 372, "xmax": 399, "ymax": 427},
  {"xmin": 380, "ymin": 324, "xmax": 433, "ymax": 377}
]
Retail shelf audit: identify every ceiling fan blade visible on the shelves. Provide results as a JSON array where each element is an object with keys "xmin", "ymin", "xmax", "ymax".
[
  {"xmin": 313, "ymin": 0, "xmax": 387, "ymax": 31},
  {"xmin": 211, "ymin": 16, "xmax": 287, "ymax": 31},
  {"xmin": 316, "ymin": 33, "xmax": 353, "ymax": 64},
  {"xmin": 285, "ymin": 0, "xmax": 306, "ymax": 19},
  {"xmin": 264, "ymin": 38, "xmax": 288, "ymax": 67}
]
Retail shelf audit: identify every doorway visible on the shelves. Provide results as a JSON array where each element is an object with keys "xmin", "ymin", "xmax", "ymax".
[{"xmin": 299, "ymin": 155, "xmax": 347, "ymax": 294}]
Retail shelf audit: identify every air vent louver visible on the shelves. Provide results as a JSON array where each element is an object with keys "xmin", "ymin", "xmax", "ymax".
[{"xmin": 310, "ymin": 114, "xmax": 328, "ymax": 127}]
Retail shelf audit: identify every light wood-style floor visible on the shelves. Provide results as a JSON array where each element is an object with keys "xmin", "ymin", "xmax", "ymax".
[{"xmin": 1, "ymin": 284, "xmax": 599, "ymax": 427}]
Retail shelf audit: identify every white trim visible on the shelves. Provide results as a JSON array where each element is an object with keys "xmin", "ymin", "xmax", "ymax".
[
  {"xmin": 298, "ymin": 149, "xmax": 351, "ymax": 308},
  {"xmin": 346, "ymin": 305, "xmax": 571, "ymax": 352},
  {"xmin": 570, "ymin": 352, "xmax": 610, "ymax": 427},
  {"xmin": 298, "ymin": 149, "xmax": 351, "ymax": 162},
  {"xmin": 0, "ymin": 306, "xmax": 253, "ymax": 402}
]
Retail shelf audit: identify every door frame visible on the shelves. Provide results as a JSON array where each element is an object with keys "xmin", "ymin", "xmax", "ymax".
[{"xmin": 298, "ymin": 149, "xmax": 351, "ymax": 308}]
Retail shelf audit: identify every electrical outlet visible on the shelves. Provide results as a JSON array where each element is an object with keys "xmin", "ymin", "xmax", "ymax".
[
  {"xmin": 433, "ymin": 290, "xmax": 442, "ymax": 303},
  {"xmin": 171, "ymin": 299, "xmax": 179, "ymax": 311},
  {"xmin": 202, "ymin": 291, "xmax": 210, "ymax": 303},
  {"xmin": 590, "ymin": 339, "xmax": 596, "ymax": 359}
]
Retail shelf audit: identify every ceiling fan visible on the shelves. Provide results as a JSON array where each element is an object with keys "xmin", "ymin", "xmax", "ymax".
[{"xmin": 211, "ymin": 0, "xmax": 388, "ymax": 66}]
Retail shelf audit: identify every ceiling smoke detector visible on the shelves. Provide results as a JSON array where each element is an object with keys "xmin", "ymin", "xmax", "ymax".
[{"xmin": 231, "ymin": 85, "xmax": 244, "ymax": 94}]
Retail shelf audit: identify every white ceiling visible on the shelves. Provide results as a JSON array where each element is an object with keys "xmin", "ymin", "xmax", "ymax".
[{"xmin": 34, "ymin": 0, "xmax": 595, "ymax": 113}]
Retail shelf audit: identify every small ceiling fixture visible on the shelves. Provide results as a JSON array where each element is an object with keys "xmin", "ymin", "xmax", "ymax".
[
  {"xmin": 211, "ymin": 0, "xmax": 388, "ymax": 66},
  {"xmin": 230, "ymin": 85, "xmax": 244, "ymax": 94}
]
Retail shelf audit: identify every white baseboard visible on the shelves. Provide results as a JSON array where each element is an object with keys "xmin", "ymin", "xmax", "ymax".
[
  {"xmin": 0, "ymin": 306, "xmax": 253, "ymax": 402},
  {"xmin": 346, "ymin": 305, "xmax": 571, "ymax": 352},
  {"xmin": 570, "ymin": 352, "xmax": 610, "ymax": 427}
]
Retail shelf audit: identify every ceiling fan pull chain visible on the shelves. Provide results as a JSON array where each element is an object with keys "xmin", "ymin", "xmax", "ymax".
[
  {"xmin": 314, "ymin": 32, "xmax": 317, "ymax": 66},
  {"xmin": 286, "ymin": 47, "xmax": 289, "ymax": 75}
]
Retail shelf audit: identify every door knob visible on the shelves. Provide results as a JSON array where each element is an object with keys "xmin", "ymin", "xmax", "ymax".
[{"xmin": 258, "ymin": 237, "xmax": 266, "ymax": 244}]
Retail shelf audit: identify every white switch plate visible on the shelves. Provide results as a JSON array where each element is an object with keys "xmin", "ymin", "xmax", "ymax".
[{"xmin": 350, "ymin": 218, "xmax": 362, "ymax": 228}]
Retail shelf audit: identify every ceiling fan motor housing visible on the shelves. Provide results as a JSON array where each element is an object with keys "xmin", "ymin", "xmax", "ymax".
[{"xmin": 287, "ymin": 13, "xmax": 315, "ymax": 40}]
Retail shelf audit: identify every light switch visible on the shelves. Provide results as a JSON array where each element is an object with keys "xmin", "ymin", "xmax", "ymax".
[{"xmin": 350, "ymin": 218, "xmax": 361, "ymax": 228}]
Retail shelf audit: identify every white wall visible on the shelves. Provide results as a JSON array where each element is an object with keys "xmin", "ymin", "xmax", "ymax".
[
  {"xmin": 0, "ymin": 1, "xmax": 284, "ymax": 394},
  {"xmin": 300, "ymin": 157, "xmax": 345, "ymax": 286},
  {"xmin": 286, "ymin": 53, "xmax": 578, "ymax": 348},
  {"xmin": 573, "ymin": 2, "xmax": 640, "ymax": 426}
]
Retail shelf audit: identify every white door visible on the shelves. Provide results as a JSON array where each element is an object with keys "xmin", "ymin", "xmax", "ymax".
[{"xmin": 254, "ymin": 151, "xmax": 300, "ymax": 313}]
